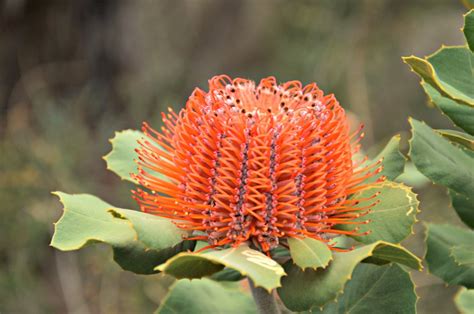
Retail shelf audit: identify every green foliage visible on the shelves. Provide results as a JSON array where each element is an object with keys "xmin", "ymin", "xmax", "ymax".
[
  {"xmin": 103, "ymin": 129, "xmax": 168, "ymax": 183},
  {"xmin": 156, "ymin": 279, "xmax": 257, "ymax": 314},
  {"xmin": 450, "ymin": 190, "xmax": 474, "ymax": 229},
  {"xmin": 364, "ymin": 135, "xmax": 405, "ymax": 183},
  {"xmin": 422, "ymin": 83, "xmax": 474, "ymax": 135},
  {"xmin": 156, "ymin": 243, "xmax": 286, "ymax": 292},
  {"xmin": 404, "ymin": 12, "xmax": 474, "ymax": 311},
  {"xmin": 209, "ymin": 268, "xmax": 245, "ymax": 282},
  {"xmin": 313, "ymin": 264, "xmax": 417, "ymax": 314},
  {"xmin": 277, "ymin": 241, "xmax": 421, "ymax": 312},
  {"xmin": 51, "ymin": 192, "xmax": 190, "ymax": 274},
  {"xmin": 425, "ymin": 224, "xmax": 474, "ymax": 288},
  {"xmin": 404, "ymin": 47, "xmax": 473, "ymax": 106},
  {"xmin": 455, "ymin": 288, "xmax": 474, "ymax": 314},
  {"xmin": 287, "ymin": 237, "xmax": 332, "ymax": 270},
  {"xmin": 464, "ymin": 10, "xmax": 474, "ymax": 51},
  {"xmin": 338, "ymin": 181, "xmax": 418, "ymax": 244},
  {"xmin": 103, "ymin": 130, "xmax": 142, "ymax": 183},
  {"xmin": 437, "ymin": 129, "xmax": 474, "ymax": 150},
  {"xmin": 409, "ymin": 118, "xmax": 474, "ymax": 197},
  {"xmin": 452, "ymin": 245, "xmax": 474, "ymax": 266},
  {"xmin": 50, "ymin": 93, "xmax": 421, "ymax": 313}
]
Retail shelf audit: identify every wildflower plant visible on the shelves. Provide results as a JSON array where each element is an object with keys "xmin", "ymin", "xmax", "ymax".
[
  {"xmin": 404, "ymin": 9, "xmax": 474, "ymax": 313},
  {"xmin": 51, "ymin": 76, "xmax": 422, "ymax": 311}
]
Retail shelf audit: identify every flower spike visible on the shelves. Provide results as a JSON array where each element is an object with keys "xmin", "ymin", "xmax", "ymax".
[{"xmin": 133, "ymin": 76, "xmax": 382, "ymax": 252}]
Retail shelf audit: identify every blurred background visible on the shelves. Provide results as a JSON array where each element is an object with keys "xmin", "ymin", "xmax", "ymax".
[{"xmin": 0, "ymin": 0, "xmax": 469, "ymax": 313}]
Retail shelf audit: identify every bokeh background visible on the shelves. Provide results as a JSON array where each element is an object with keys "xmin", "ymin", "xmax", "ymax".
[{"xmin": 0, "ymin": 1, "xmax": 469, "ymax": 313}]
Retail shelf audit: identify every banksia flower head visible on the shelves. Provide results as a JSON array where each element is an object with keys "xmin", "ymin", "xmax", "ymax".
[{"xmin": 132, "ymin": 75, "xmax": 383, "ymax": 253}]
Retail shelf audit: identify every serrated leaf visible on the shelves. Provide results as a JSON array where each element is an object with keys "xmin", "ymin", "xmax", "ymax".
[
  {"xmin": 288, "ymin": 237, "xmax": 332, "ymax": 270},
  {"xmin": 450, "ymin": 190, "xmax": 474, "ymax": 229},
  {"xmin": 338, "ymin": 181, "xmax": 418, "ymax": 244},
  {"xmin": 277, "ymin": 241, "xmax": 421, "ymax": 312},
  {"xmin": 156, "ymin": 278, "xmax": 257, "ymax": 314},
  {"xmin": 403, "ymin": 47, "xmax": 474, "ymax": 106},
  {"xmin": 156, "ymin": 244, "xmax": 286, "ymax": 292},
  {"xmin": 103, "ymin": 129, "xmax": 168, "ymax": 183},
  {"xmin": 409, "ymin": 118, "xmax": 474, "ymax": 197},
  {"xmin": 455, "ymin": 288, "xmax": 474, "ymax": 314},
  {"xmin": 427, "ymin": 47, "xmax": 474, "ymax": 105},
  {"xmin": 464, "ymin": 10, "xmax": 474, "ymax": 51},
  {"xmin": 437, "ymin": 129, "xmax": 474, "ymax": 150},
  {"xmin": 425, "ymin": 223, "xmax": 474, "ymax": 288},
  {"xmin": 312, "ymin": 264, "xmax": 416, "ymax": 314},
  {"xmin": 422, "ymin": 82, "xmax": 474, "ymax": 135},
  {"xmin": 452, "ymin": 245, "xmax": 474, "ymax": 266},
  {"xmin": 371, "ymin": 135, "xmax": 406, "ymax": 182},
  {"xmin": 51, "ymin": 192, "xmax": 189, "ymax": 274},
  {"xmin": 103, "ymin": 130, "xmax": 142, "ymax": 183}
]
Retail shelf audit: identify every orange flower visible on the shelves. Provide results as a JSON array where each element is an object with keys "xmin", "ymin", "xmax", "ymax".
[{"xmin": 132, "ymin": 75, "xmax": 383, "ymax": 253}]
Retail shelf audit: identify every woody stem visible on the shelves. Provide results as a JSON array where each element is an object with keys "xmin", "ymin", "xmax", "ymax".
[{"xmin": 248, "ymin": 278, "xmax": 281, "ymax": 314}]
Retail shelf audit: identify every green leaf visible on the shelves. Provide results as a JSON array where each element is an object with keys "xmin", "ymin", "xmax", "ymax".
[
  {"xmin": 103, "ymin": 130, "xmax": 169, "ymax": 184},
  {"xmin": 313, "ymin": 264, "xmax": 416, "ymax": 314},
  {"xmin": 156, "ymin": 278, "xmax": 257, "ymax": 314},
  {"xmin": 371, "ymin": 135, "xmax": 406, "ymax": 182},
  {"xmin": 450, "ymin": 190, "xmax": 474, "ymax": 229},
  {"xmin": 357, "ymin": 135, "xmax": 405, "ymax": 184},
  {"xmin": 103, "ymin": 130, "xmax": 142, "ymax": 183},
  {"xmin": 156, "ymin": 244, "xmax": 286, "ymax": 292},
  {"xmin": 409, "ymin": 118, "xmax": 474, "ymax": 197},
  {"xmin": 437, "ymin": 129, "xmax": 474, "ymax": 150},
  {"xmin": 427, "ymin": 47, "xmax": 474, "ymax": 105},
  {"xmin": 464, "ymin": 10, "xmax": 474, "ymax": 51},
  {"xmin": 396, "ymin": 162, "xmax": 430, "ymax": 188},
  {"xmin": 403, "ymin": 47, "xmax": 474, "ymax": 106},
  {"xmin": 452, "ymin": 245, "xmax": 474, "ymax": 266},
  {"xmin": 455, "ymin": 288, "xmax": 474, "ymax": 314},
  {"xmin": 209, "ymin": 268, "xmax": 245, "ymax": 282},
  {"xmin": 288, "ymin": 237, "xmax": 332, "ymax": 270},
  {"xmin": 338, "ymin": 181, "xmax": 419, "ymax": 244},
  {"xmin": 277, "ymin": 241, "xmax": 421, "ymax": 311},
  {"xmin": 425, "ymin": 223, "xmax": 474, "ymax": 288},
  {"xmin": 422, "ymin": 82, "xmax": 474, "ymax": 136},
  {"xmin": 51, "ymin": 192, "xmax": 189, "ymax": 274}
]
